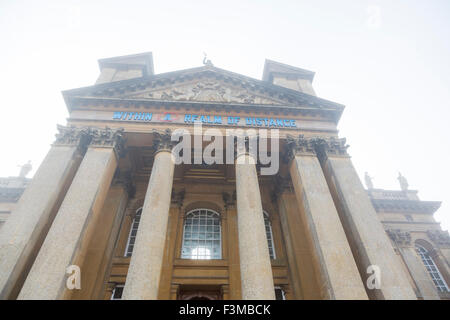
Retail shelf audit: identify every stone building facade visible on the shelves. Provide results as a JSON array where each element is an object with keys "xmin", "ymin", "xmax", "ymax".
[{"xmin": 0, "ymin": 52, "xmax": 448, "ymax": 300}]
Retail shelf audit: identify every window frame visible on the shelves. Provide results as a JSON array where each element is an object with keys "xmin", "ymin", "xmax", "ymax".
[
  {"xmin": 124, "ymin": 207, "xmax": 142, "ymax": 257},
  {"xmin": 415, "ymin": 244, "xmax": 449, "ymax": 293},
  {"xmin": 181, "ymin": 208, "xmax": 222, "ymax": 260},
  {"xmin": 263, "ymin": 211, "xmax": 276, "ymax": 260}
]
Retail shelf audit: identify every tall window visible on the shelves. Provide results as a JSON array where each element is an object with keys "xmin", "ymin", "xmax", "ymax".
[
  {"xmin": 181, "ymin": 209, "xmax": 221, "ymax": 260},
  {"xmin": 264, "ymin": 211, "xmax": 276, "ymax": 260},
  {"xmin": 416, "ymin": 245, "xmax": 449, "ymax": 292},
  {"xmin": 124, "ymin": 208, "xmax": 142, "ymax": 257}
]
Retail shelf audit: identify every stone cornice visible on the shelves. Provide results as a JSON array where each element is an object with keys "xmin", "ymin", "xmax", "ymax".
[{"xmin": 371, "ymin": 199, "xmax": 441, "ymax": 214}]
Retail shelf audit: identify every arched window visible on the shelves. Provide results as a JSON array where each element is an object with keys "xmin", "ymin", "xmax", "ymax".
[
  {"xmin": 264, "ymin": 211, "xmax": 276, "ymax": 260},
  {"xmin": 181, "ymin": 209, "xmax": 221, "ymax": 260},
  {"xmin": 124, "ymin": 208, "xmax": 142, "ymax": 257},
  {"xmin": 415, "ymin": 244, "xmax": 449, "ymax": 292}
]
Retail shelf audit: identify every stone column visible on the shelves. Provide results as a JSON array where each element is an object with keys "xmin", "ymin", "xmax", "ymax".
[
  {"xmin": 316, "ymin": 137, "xmax": 417, "ymax": 299},
  {"xmin": 235, "ymin": 138, "xmax": 275, "ymax": 300},
  {"xmin": 71, "ymin": 173, "xmax": 132, "ymax": 299},
  {"xmin": 386, "ymin": 230, "xmax": 440, "ymax": 299},
  {"xmin": 18, "ymin": 127, "xmax": 125, "ymax": 300},
  {"xmin": 0, "ymin": 125, "xmax": 89, "ymax": 300},
  {"xmin": 286, "ymin": 135, "xmax": 368, "ymax": 300},
  {"xmin": 122, "ymin": 129, "xmax": 175, "ymax": 300}
]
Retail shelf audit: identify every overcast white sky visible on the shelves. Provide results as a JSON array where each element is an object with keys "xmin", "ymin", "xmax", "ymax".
[{"xmin": 0, "ymin": 0, "xmax": 449, "ymax": 231}]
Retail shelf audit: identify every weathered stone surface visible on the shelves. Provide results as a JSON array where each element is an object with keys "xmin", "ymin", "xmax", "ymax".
[
  {"xmin": 121, "ymin": 150, "xmax": 175, "ymax": 300},
  {"xmin": 0, "ymin": 145, "xmax": 82, "ymax": 299},
  {"xmin": 399, "ymin": 247, "xmax": 440, "ymax": 299},
  {"xmin": 18, "ymin": 147, "xmax": 118, "ymax": 299},
  {"xmin": 290, "ymin": 155, "xmax": 368, "ymax": 300},
  {"xmin": 235, "ymin": 153, "xmax": 275, "ymax": 300},
  {"xmin": 322, "ymin": 156, "xmax": 417, "ymax": 299}
]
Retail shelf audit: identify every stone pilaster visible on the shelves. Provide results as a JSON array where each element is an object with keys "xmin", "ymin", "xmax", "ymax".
[
  {"xmin": 18, "ymin": 127, "xmax": 125, "ymax": 300},
  {"xmin": 121, "ymin": 129, "xmax": 176, "ymax": 300},
  {"xmin": 286, "ymin": 134, "xmax": 368, "ymax": 300},
  {"xmin": 235, "ymin": 139, "xmax": 275, "ymax": 300},
  {"xmin": 315, "ymin": 136, "xmax": 417, "ymax": 299},
  {"xmin": 386, "ymin": 229, "xmax": 440, "ymax": 299},
  {"xmin": 0, "ymin": 125, "xmax": 90, "ymax": 299}
]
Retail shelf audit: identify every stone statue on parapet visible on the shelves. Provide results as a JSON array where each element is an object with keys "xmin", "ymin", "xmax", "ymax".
[
  {"xmin": 18, "ymin": 160, "xmax": 32, "ymax": 178},
  {"xmin": 398, "ymin": 172, "xmax": 409, "ymax": 191},
  {"xmin": 203, "ymin": 52, "xmax": 213, "ymax": 66},
  {"xmin": 364, "ymin": 172, "xmax": 374, "ymax": 190}
]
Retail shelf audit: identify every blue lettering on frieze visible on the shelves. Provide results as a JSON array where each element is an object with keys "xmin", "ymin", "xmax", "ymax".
[{"xmin": 112, "ymin": 112, "xmax": 296, "ymax": 128}]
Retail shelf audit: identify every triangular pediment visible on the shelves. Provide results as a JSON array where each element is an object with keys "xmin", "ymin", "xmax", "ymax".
[{"xmin": 63, "ymin": 66, "xmax": 345, "ymax": 116}]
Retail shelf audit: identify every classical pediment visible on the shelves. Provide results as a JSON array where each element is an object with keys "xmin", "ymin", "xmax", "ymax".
[
  {"xmin": 120, "ymin": 78, "xmax": 284, "ymax": 105},
  {"xmin": 63, "ymin": 66, "xmax": 345, "ymax": 117}
]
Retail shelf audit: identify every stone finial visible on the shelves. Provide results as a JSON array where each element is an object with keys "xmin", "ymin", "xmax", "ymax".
[
  {"xmin": 364, "ymin": 172, "xmax": 374, "ymax": 190},
  {"xmin": 398, "ymin": 172, "xmax": 409, "ymax": 191},
  {"xmin": 386, "ymin": 229, "xmax": 412, "ymax": 247}
]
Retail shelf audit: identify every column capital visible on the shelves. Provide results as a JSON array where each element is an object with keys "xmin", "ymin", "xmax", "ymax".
[
  {"xmin": 52, "ymin": 125, "xmax": 90, "ymax": 152},
  {"xmin": 171, "ymin": 189, "xmax": 185, "ymax": 208},
  {"xmin": 386, "ymin": 229, "xmax": 412, "ymax": 247},
  {"xmin": 231, "ymin": 134, "xmax": 259, "ymax": 160},
  {"xmin": 88, "ymin": 127, "xmax": 126, "ymax": 158},
  {"xmin": 152, "ymin": 129, "xmax": 176, "ymax": 154},
  {"xmin": 314, "ymin": 136, "xmax": 349, "ymax": 158},
  {"xmin": 284, "ymin": 135, "xmax": 350, "ymax": 162},
  {"xmin": 222, "ymin": 191, "xmax": 236, "ymax": 209},
  {"xmin": 284, "ymin": 134, "xmax": 316, "ymax": 162}
]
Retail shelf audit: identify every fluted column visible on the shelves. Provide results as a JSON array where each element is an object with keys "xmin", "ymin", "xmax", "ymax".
[
  {"xmin": 18, "ymin": 127, "xmax": 125, "ymax": 300},
  {"xmin": 0, "ymin": 126, "xmax": 89, "ymax": 300},
  {"xmin": 122, "ymin": 129, "xmax": 175, "ymax": 300},
  {"xmin": 235, "ymin": 138, "xmax": 275, "ymax": 300},
  {"xmin": 316, "ymin": 137, "xmax": 417, "ymax": 299},
  {"xmin": 286, "ymin": 135, "xmax": 368, "ymax": 300}
]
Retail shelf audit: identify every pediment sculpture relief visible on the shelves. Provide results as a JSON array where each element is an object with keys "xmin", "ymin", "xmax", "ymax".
[{"xmin": 127, "ymin": 80, "xmax": 280, "ymax": 105}]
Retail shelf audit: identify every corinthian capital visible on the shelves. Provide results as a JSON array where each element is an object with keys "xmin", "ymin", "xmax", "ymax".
[
  {"xmin": 283, "ymin": 134, "xmax": 315, "ymax": 163},
  {"xmin": 386, "ymin": 229, "xmax": 412, "ymax": 247},
  {"xmin": 53, "ymin": 125, "xmax": 90, "ymax": 151},
  {"xmin": 152, "ymin": 129, "xmax": 175, "ymax": 153},
  {"xmin": 89, "ymin": 127, "xmax": 126, "ymax": 158}
]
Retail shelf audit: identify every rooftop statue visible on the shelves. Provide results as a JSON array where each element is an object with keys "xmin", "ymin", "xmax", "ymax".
[
  {"xmin": 398, "ymin": 172, "xmax": 409, "ymax": 191},
  {"xmin": 364, "ymin": 172, "xmax": 374, "ymax": 190},
  {"xmin": 18, "ymin": 160, "xmax": 32, "ymax": 178}
]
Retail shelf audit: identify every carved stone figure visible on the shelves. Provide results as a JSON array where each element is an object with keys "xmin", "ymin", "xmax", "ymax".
[
  {"xmin": 364, "ymin": 172, "xmax": 374, "ymax": 190},
  {"xmin": 398, "ymin": 172, "xmax": 409, "ymax": 191},
  {"xmin": 18, "ymin": 160, "xmax": 32, "ymax": 178}
]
